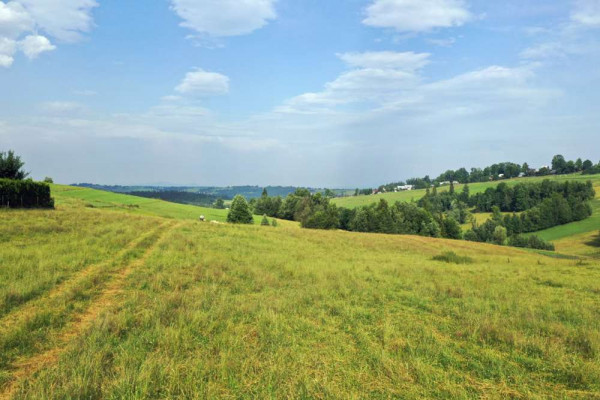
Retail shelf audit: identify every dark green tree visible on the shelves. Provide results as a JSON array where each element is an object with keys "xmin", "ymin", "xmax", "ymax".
[
  {"xmin": 261, "ymin": 215, "xmax": 270, "ymax": 226},
  {"xmin": 214, "ymin": 198, "xmax": 225, "ymax": 209},
  {"xmin": 227, "ymin": 195, "xmax": 254, "ymax": 224},
  {"xmin": 441, "ymin": 216, "xmax": 462, "ymax": 239},
  {"xmin": 0, "ymin": 150, "xmax": 28, "ymax": 180},
  {"xmin": 552, "ymin": 155, "xmax": 566, "ymax": 173}
]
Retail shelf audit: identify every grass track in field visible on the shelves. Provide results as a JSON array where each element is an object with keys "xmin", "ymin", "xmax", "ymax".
[
  {"xmin": 1, "ymin": 212, "xmax": 598, "ymax": 398},
  {"xmin": 1, "ymin": 184, "xmax": 600, "ymax": 398},
  {"xmin": 0, "ymin": 221, "xmax": 182, "ymax": 400}
]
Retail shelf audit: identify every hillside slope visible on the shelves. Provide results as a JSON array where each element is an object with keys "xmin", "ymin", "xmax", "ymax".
[
  {"xmin": 1, "ymin": 187, "xmax": 599, "ymax": 398},
  {"xmin": 334, "ymin": 174, "xmax": 600, "ymax": 253},
  {"xmin": 51, "ymin": 184, "xmax": 296, "ymax": 227},
  {"xmin": 333, "ymin": 173, "xmax": 600, "ymax": 208}
]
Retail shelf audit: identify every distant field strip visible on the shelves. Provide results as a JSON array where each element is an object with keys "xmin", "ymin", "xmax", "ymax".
[
  {"xmin": 51, "ymin": 184, "xmax": 296, "ymax": 227},
  {"xmin": 332, "ymin": 173, "xmax": 600, "ymax": 209},
  {"xmin": 533, "ymin": 198, "xmax": 600, "ymax": 242}
]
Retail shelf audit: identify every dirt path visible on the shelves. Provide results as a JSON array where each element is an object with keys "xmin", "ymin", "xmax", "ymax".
[
  {"xmin": 0, "ymin": 221, "xmax": 184, "ymax": 400},
  {"xmin": 0, "ymin": 221, "xmax": 171, "ymax": 332}
]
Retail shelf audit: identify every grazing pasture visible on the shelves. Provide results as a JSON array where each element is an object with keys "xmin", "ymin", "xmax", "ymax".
[{"xmin": 0, "ymin": 186, "xmax": 599, "ymax": 398}]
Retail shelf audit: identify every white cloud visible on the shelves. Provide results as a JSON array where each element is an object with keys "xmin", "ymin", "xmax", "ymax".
[
  {"xmin": 175, "ymin": 69, "xmax": 230, "ymax": 96},
  {"xmin": 170, "ymin": 0, "xmax": 276, "ymax": 37},
  {"xmin": 0, "ymin": 37, "xmax": 17, "ymax": 67},
  {"xmin": 19, "ymin": 34, "xmax": 55, "ymax": 59},
  {"xmin": 0, "ymin": 0, "xmax": 96, "ymax": 67},
  {"xmin": 278, "ymin": 48, "xmax": 554, "ymax": 119},
  {"xmin": 278, "ymin": 51, "xmax": 429, "ymax": 113},
  {"xmin": 363, "ymin": 0, "xmax": 473, "ymax": 33},
  {"xmin": 17, "ymin": 0, "xmax": 98, "ymax": 42},
  {"xmin": 337, "ymin": 51, "xmax": 430, "ymax": 71},
  {"xmin": 572, "ymin": 0, "xmax": 600, "ymax": 27},
  {"xmin": 0, "ymin": 1, "xmax": 34, "ymax": 37}
]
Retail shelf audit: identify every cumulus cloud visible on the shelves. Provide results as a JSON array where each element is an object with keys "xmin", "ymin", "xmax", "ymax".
[
  {"xmin": 363, "ymin": 0, "xmax": 473, "ymax": 33},
  {"xmin": 170, "ymin": 0, "xmax": 276, "ymax": 37},
  {"xmin": 0, "ymin": 0, "xmax": 97, "ymax": 67},
  {"xmin": 175, "ymin": 68, "xmax": 230, "ymax": 95},
  {"xmin": 20, "ymin": 34, "xmax": 56, "ymax": 58},
  {"xmin": 0, "ymin": 1, "xmax": 34, "ymax": 38},
  {"xmin": 0, "ymin": 37, "xmax": 17, "ymax": 67}
]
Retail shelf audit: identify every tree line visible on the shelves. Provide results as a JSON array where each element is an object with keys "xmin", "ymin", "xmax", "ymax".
[
  {"xmin": 469, "ymin": 180, "xmax": 595, "ymax": 212},
  {"xmin": 126, "ymin": 190, "xmax": 223, "ymax": 208},
  {"xmin": 376, "ymin": 154, "xmax": 600, "ymax": 193},
  {"xmin": 0, "ymin": 150, "xmax": 54, "ymax": 209},
  {"xmin": 230, "ymin": 179, "xmax": 595, "ymax": 251}
]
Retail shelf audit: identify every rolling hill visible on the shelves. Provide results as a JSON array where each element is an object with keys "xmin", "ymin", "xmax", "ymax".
[
  {"xmin": 0, "ymin": 184, "xmax": 599, "ymax": 398},
  {"xmin": 333, "ymin": 173, "xmax": 600, "ymax": 252}
]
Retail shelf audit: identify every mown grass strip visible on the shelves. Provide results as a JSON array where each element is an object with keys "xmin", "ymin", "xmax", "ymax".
[{"xmin": 0, "ymin": 221, "xmax": 178, "ymax": 397}]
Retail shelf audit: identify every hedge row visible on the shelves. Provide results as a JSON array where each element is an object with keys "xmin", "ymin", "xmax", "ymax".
[{"xmin": 0, "ymin": 179, "xmax": 54, "ymax": 208}]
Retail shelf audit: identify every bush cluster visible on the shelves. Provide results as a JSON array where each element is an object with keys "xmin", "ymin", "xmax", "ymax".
[{"xmin": 0, "ymin": 179, "xmax": 54, "ymax": 209}]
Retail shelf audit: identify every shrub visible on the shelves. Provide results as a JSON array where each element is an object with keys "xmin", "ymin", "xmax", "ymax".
[
  {"xmin": 0, "ymin": 179, "xmax": 54, "ymax": 209},
  {"xmin": 432, "ymin": 251, "xmax": 474, "ymax": 264},
  {"xmin": 227, "ymin": 195, "xmax": 254, "ymax": 224},
  {"xmin": 271, "ymin": 219, "xmax": 278, "ymax": 227},
  {"xmin": 527, "ymin": 235, "xmax": 555, "ymax": 251},
  {"xmin": 492, "ymin": 226, "xmax": 508, "ymax": 246},
  {"xmin": 261, "ymin": 215, "xmax": 270, "ymax": 226}
]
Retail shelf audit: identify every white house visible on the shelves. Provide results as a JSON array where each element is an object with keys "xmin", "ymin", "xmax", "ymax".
[{"xmin": 396, "ymin": 185, "xmax": 415, "ymax": 191}]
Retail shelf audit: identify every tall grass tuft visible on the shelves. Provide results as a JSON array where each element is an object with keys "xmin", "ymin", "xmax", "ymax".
[{"xmin": 432, "ymin": 251, "xmax": 474, "ymax": 264}]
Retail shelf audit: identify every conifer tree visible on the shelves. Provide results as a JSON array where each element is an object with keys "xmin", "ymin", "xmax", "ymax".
[{"xmin": 227, "ymin": 195, "xmax": 254, "ymax": 224}]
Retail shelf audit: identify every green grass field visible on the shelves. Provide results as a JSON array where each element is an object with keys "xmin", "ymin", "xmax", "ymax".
[
  {"xmin": 51, "ymin": 184, "xmax": 296, "ymax": 227},
  {"xmin": 1, "ymin": 185, "xmax": 599, "ymax": 398}
]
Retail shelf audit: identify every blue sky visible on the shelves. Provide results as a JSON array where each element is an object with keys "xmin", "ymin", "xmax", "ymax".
[{"xmin": 1, "ymin": 0, "xmax": 599, "ymax": 187}]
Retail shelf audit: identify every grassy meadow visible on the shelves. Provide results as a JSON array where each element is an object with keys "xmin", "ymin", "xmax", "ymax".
[
  {"xmin": 1, "ymin": 185, "xmax": 599, "ymax": 398},
  {"xmin": 51, "ymin": 184, "xmax": 296, "ymax": 228}
]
